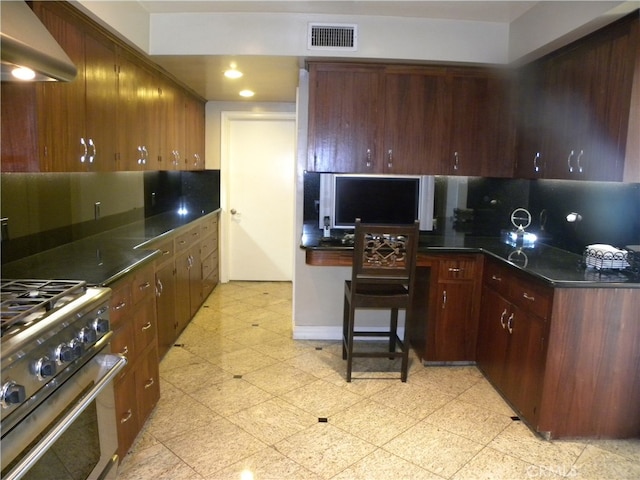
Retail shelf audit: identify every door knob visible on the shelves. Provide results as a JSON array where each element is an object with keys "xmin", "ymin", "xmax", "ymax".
[{"xmin": 230, "ymin": 209, "xmax": 237, "ymax": 215}]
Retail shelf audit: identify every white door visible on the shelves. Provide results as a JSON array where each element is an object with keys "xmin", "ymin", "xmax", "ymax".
[{"xmin": 221, "ymin": 112, "xmax": 296, "ymax": 281}]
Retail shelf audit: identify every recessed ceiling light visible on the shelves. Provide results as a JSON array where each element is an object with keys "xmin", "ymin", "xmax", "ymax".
[
  {"xmin": 239, "ymin": 90, "xmax": 255, "ymax": 98},
  {"xmin": 224, "ymin": 68, "xmax": 243, "ymax": 79},
  {"xmin": 12, "ymin": 66, "xmax": 36, "ymax": 80}
]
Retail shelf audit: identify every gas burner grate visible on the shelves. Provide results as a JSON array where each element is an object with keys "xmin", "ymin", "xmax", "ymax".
[{"xmin": 1, "ymin": 279, "xmax": 87, "ymax": 335}]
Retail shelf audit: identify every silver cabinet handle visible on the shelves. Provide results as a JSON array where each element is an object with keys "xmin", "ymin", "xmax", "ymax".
[
  {"xmin": 448, "ymin": 267, "xmax": 462, "ymax": 273},
  {"xmin": 491, "ymin": 275, "xmax": 502, "ymax": 282},
  {"xmin": 156, "ymin": 278, "xmax": 163, "ymax": 296},
  {"xmin": 114, "ymin": 301, "xmax": 127, "ymax": 311},
  {"xmin": 387, "ymin": 149, "xmax": 393, "ymax": 169},
  {"xmin": 139, "ymin": 281, "xmax": 151, "ymax": 291},
  {"xmin": 87, "ymin": 138, "xmax": 95, "ymax": 163},
  {"xmin": 500, "ymin": 309, "xmax": 508, "ymax": 329},
  {"xmin": 507, "ymin": 313, "xmax": 514, "ymax": 334},
  {"xmin": 523, "ymin": 292, "xmax": 535, "ymax": 302},
  {"xmin": 442, "ymin": 289, "xmax": 447, "ymax": 309},
  {"xmin": 366, "ymin": 148, "xmax": 372, "ymax": 168},
  {"xmin": 533, "ymin": 152, "xmax": 541, "ymax": 173},
  {"xmin": 144, "ymin": 377, "xmax": 155, "ymax": 389},
  {"xmin": 576, "ymin": 149, "xmax": 584, "ymax": 173},
  {"xmin": 120, "ymin": 345, "xmax": 129, "ymax": 356},
  {"xmin": 141, "ymin": 322, "xmax": 152, "ymax": 331},
  {"xmin": 120, "ymin": 409, "xmax": 133, "ymax": 424},
  {"xmin": 453, "ymin": 151, "xmax": 459, "ymax": 170},
  {"xmin": 567, "ymin": 150, "xmax": 575, "ymax": 173},
  {"xmin": 80, "ymin": 137, "xmax": 88, "ymax": 163}
]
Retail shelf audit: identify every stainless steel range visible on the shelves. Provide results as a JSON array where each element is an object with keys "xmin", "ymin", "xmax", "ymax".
[{"xmin": 1, "ymin": 279, "xmax": 126, "ymax": 480}]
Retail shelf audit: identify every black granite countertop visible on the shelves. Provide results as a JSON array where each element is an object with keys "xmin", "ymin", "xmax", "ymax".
[
  {"xmin": 301, "ymin": 226, "xmax": 640, "ymax": 288},
  {"xmin": 2, "ymin": 210, "xmax": 220, "ymax": 286}
]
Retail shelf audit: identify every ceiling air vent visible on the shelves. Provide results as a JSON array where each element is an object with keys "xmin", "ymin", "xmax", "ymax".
[{"xmin": 308, "ymin": 23, "xmax": 357, "ymax": 51}]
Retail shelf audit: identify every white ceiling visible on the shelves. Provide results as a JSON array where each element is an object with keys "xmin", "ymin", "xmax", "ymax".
[{"xmin": 86, "ymin": 1, "xmax": 634, "ymax": 103}]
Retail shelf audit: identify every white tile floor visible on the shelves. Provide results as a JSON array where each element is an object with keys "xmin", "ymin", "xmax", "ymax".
[{"xmin": 116, "ymin": 281, "xmax": 640, "ymax": 480}]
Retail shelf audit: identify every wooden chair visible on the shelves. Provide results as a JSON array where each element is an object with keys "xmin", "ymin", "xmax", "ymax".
[{"xmin": 342, "ymin": 219, "xmax": 420, "ymax": 382}]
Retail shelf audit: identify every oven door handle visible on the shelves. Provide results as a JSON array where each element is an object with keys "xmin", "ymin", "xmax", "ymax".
[{"xmin": 3, "ymin": 354, "xmax": 127, "ymax": 480}]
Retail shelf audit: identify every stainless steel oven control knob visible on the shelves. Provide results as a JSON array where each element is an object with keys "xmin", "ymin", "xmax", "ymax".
[
  {"xmin": 78, "ymin": 326, "xmax": 97, "ymax": 345},
  {"xmin": 55, "ymin": 343, "xmax": 74, "ymax": 364},
  {"xmin": 1, "ymin": 381, "xmax": 26, "ymax": 408},
  {"xmin": 34, "ymin": 356, "xmax": 57, "ymax": 380},
  {"xmin": 68, "ymin": 339, "xmax": 84, "ymax": 359},
  {"xmin": 93, "ymin": 317, "xmax": 110, "ymax": 337}
]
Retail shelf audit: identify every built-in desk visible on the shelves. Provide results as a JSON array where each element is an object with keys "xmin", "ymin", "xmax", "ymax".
[{"xmin": 301, "ymin": 229, "xmax": 640, "ymax": 439}]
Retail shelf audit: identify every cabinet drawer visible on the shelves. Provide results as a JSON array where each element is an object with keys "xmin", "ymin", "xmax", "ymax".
[
  {"xmin": 111, "ymin": 320, "xmax": 136, "ymax": 379},
  {"xmin": 175, "ymin": 225, "xmax": 202, "ymax": 251},
  {"xmin": 438, "ymin": 256, "xmax": 477, "ymax": 280},
  {"xmin": 200, "ymin": 216, "xmax": 218, "ymax": 241},
  {"xmin": 152, "ymin": 238, "xmax": 174, "ymax": 265},
  {"xmin": 109, "ymin": 282, "xmax": 131, "ymax": 329},
  {"xmin": 131, "ymin": 265, "xmax": 155, "ymax": 305},
  {"xmin": 202, "ymin": 250, "xmax": 217, "ymax": 279},
  {"xmin": 200, "ymin": 234, "xmax": 216, "ymax": 259},
  {"xmin": 134, "ymin": 298, "xmax": 156, "ymax": 353},
  {"xmin": 483, "ymin": 259, "xmax": 511, "ymax": 298},
  {"xmin": 509, "ymin": 277, "xmax": 553, "ymax": 320}
]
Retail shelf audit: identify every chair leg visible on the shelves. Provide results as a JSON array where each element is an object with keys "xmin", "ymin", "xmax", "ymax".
[
  {"xmin": 400, "ymin": 312, "xmax": 410, "ymax": 382},
  {"xmin": 346, "ymin": 305, "xmax": 356, "ymax": 382},
  {"xmin": 389, "ymin": 308, "xmax": 398, "ymax": 354},
  {"xmin": 342, "ymin": 296, "xmax": 349, "ymax": 360}
]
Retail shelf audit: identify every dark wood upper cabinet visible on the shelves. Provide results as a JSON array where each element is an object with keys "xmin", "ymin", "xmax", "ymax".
[
  {"xmin": 445, "ymin": 69, "xmax": 514, "ymax": 177},
  {"xmin": 382, "ymin": 66, "xmax": 449, "ymax": 174},
  {"xmin": 0, "ymin": 1, "xmax": 205, "ymax": 173},
  {"xmin": 515, "ymin": 11, "xmax": 639, "ymax": 182},
  {"xmin": 307, "ymin": 62, "xmax": 514, "ymax": 176},
  {"xmin": 307, "ymin": 63, "xmax": 384, "ymax": 173}
]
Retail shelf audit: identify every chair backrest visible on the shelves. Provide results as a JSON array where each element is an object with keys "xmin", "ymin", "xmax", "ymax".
[{"xmin": 351, "ymin": 219, "xmax": 420, "ymax": 287}]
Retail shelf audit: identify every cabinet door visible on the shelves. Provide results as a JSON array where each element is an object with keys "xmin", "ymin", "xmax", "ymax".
[
  {"xmin": 34, "ymin": 3, "xmax": 86, "ymax": 172},
  {"xmin": 308, "ymin": 63, "xmax": 384, "ymax": 172},
  {"xmin": 447, "ymin": 71, "xmax": 512, "ymax": 177},
  {"xmin": 117, "ymin": 53, "xmax": 150, "ymax": 170},
  {"xmin": 184, "ymin": 95, "xmax": 205, "ymax": 170},
  {"xmin": 175, "ymin": 250, "xmax": 193, "ymax": 333},
  {"xmin": 83, "ymin": 30, "xmax": 117, "ymax": 171},
  {"xmin": 514, "ymin": 65, "xmax": 547, "ymax": 179},
  {"xmin": 476, "ymin": 287, "xmax": 511, "ymax": 387},
  {"xmin": 135, "ymin": 344, "xmax": 160, "ymax": 426},
  {"xmin": 430, "ymin": 282, "xmax": 475, "ymax": 361},
  {"xmin": 382, "ymin": 67, "xmax": 449, "ymax": 174},
  {"xmin": 502, "ymin": 306, "xmax": 547, "ymax": 424},
  {"xmin": 156, "ymin": 261, "xmax": 177, "ymax": 359},
  {"xmin": 541, "ymin": 19, "xmax": 637, "ymax": 181},
  {"xmin": 114, "ymin": 371, "xmax": 139, "ymax": 461},
  {"xmin": 189, "ymin": 245, "xmax": 203, "ymax": 317}
]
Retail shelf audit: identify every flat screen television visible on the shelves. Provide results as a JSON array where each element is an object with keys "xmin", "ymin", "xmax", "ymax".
[{"xmin": 319, "ymin": 174, "xmax": 434, "ymax": 230}]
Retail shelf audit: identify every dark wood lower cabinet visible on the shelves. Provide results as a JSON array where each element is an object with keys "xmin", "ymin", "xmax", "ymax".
[
  {"xmin": 477, "ymin": 257, "xmax": 640, "ymax": 439},
  {"xmin": 477, "ymin": 285, "xmax": 547, "ymax": 426},
  {"xmin": 411, "ymin": 255, "xmax": 482, "ymax": 363}
]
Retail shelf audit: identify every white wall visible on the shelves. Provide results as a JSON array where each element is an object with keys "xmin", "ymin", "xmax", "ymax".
[{"xmin": 150, "ymin": 12, "xmax": 509, "ymax": 65}]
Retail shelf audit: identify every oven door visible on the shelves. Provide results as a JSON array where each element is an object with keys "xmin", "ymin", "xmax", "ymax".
[{"xmin": 1, "ymin": 343, "xmax": 126, "ymax": 480}]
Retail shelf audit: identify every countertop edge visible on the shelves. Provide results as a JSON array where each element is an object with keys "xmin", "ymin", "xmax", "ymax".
[{"xmin": 300, "ymin": 240, "xmax": 640, "ymax": 289}]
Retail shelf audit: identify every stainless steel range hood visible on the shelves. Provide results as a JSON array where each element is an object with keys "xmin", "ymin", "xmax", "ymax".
[{"xmin": 1, "ymin": 0, "xmax": 77, "ymax": 82}]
